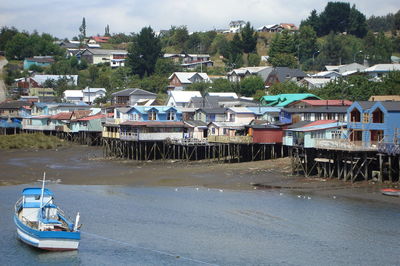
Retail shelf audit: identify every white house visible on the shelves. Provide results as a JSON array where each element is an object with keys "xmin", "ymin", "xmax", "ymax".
[
  {"xmin": 363, "ymin": 64, "xmax": 400, "ymax": 79},
  {"xmin": 82, "ymin": 87, "xmax": 106, "ymax": 104},
  {"xmin": 63, "ymin": 90, "xmax": 83, "ymax": 103},
  {"xmin": 228, "ymin": 20, "xmax": 246, "ymax": 33},
  {"xmin": 168, "ymin": 72, "xmax": 210, "ymax": 90},
  {"xmin": 166, "ymin": 91, "xmax": 202, "ymax": 107},
  {"xmin": 206, "ymin": 92, "xmax": 238, "ymax": 99}
]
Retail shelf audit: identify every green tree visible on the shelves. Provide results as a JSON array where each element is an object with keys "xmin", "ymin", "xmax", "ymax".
[
  {"xmin": 367, "ymin": 13, "xmax": 395, "ymax": 32},
  {"xmin": 318, "ymin": 32, "xmax": 345, "ymax": 65},
  {"xmin": 300, "ymin": 10, "xmax": 320, "ymax": 35},
  {"xmin": 127, "ymin": 26, "xmax": 163, "ymax": 78},
  {"xmin": 186, "ymin": 82, "xmax": 210, "ymax": 95},
  {"xmin": 348, "ymin": 4, "xmax": 367, "ymax": 38},
  {"xmin": 395, "ymin": 10, "xmax": 400, "ymax": 31},
  {"xmin": 239, "ymin": 75, "xmax": 264, "ymax": 97},
  {"xmin": 268, "ymin": 81, "xmax": 307, "ymax": 95},
  {"xmin": 297, "ymin": 25, "xmax": 318, "ymax": 63},
  {"xmin": 0, "ymin": 26, "xmax": 19, "ymax": 51},
  {"xmin": 363, "ymin": 31, "xmax": 392, "ymax": 64},
  {"xmin": 79, "ymin": 17, "xmax": 86, "ymax": 40},
  {"xmin": 248, "ymin": 53, "xmax": 260, "ymax": 66},
  {"xmin": 240, "ymin": 22, "xmax": 257, "ymax": 53},
  {"xmin": 104, "ymin": 24, "xmax": 110, "ymax": 37},
  {"xmin": 269, "ymin": 53, "xmax": 298, "ymax": 68},
  {"xmin": 319, "ymin": 2, "xmax": 351, "ymax": 36},
  {"xmin": 209, "ymin": 78, "xmax": 234, "ymax": 92},
  {"xmin": 5, "ymin": 32, "xmax": 30, "ymax": 60},
  {"xmin": 170, "ymin": 26, "xmax": 189, "ymax": 51},
  {"xmin": 154, "ymin": 58, "xmax": 180, "ymax": 76}
]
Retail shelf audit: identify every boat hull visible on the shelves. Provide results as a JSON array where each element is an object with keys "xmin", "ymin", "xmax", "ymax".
[
  {"xmin": 381, "ymin": 189, "xmax": 400, "ymax": 197},
  {"xmin": 14, "ymin": 215, "xmax": 80, "ymax": 251}
]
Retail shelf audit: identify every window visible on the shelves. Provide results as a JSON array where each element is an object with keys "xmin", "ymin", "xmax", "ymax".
[
  {"xmin": 148, "ymin": 110, "xmax": 157, "ymax": 120},
  {"xmin": 167, "ymin": 111, "xmax": 176, "ymax": 121},
  {"xmin": 331, "ymin": 130, "xmax": 342, "ymax": 139},
  {"xmin": 363, "ymin": 113, "xmax": 370, "ymax": 123},
  {"xmin": 304, "ymin": 113, "xmax": 311, "ymax": 120},
  {"xmin": 212, "ymin": 128, "xmax": 216, "ymax": 134},
  {"xmin": 223, "ymin": 128, "xmax": 228, "ymax": 135},
  {"xmin": 315, "ymin": 113, "xmax": 321, "ymax": 120}
]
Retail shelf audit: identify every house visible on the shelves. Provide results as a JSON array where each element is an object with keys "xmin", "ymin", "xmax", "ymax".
[
  {"xmin": 229, "ymin": 20, "xmax": 246, "ymax": 33},
  {"xmin": 283, "ymin": 120, "xmax": 346, "ymax": 148},
  {"xmin": 207, "ymin": 121, "xmax": 247, "ymax": 137},
  {"xmin": 312, "ymin": 71, "xmax": 341, "ymax": 79},
  {"xmin": 194, "ymin": 108, "xmax": 226, "ymax": 123},
  {"xmin": 82, "ymin": 88, "xmax": 106, "ymax": 104},
  {"xmin": 111, "ymin": 88, "xmax": 156, "ymax": 106},
  {"xmin": 181, "ymin": 54, "xmax": 213, "ymax": 70},
  {"xmin": 63, "ymin": 90, "xmax": 83, "ymax": 103},
  {"xmin": 22, "ymin": 75, "xmax": 79, "ymax": 88},
  {"xmin": 184, "ymin": 120, "xmax": 208, "ymax": 139},
  {"xmin": 89, "ymin": 36, "xmax": 111, "ymax": 44},
  {"xmin": 23, "ymin": 56, "xmax": 54, "ymax": 70},
  {"xmin": 325, "ymin": 63, "xmax": 366, "ymax": 74},
  {"xmin": 168, "ymin": 72, "xmax": 210, "ymax": 90},
  {"xmin": 286, "ymin": 100, "xmax": 353, "ymax": 109},
  {"xmin": 78, "ymin": 49, "xmax": 128, "ymax": 67},
  {"xmin": 116, "ymin": 106, "xmax": 182, "ymax": 123},
  {"xmin": 301, "ymin": 78, "xmax": 332, "ymax": 89},
  {"xmin": 166, "ymin": 91, "xmax": 202, "ymax": 107},
  {"xmin": 264, "ymin": 67, "xmax": 307, "ymax": 86},
  {"xmin": 49, "ymin": 112, "xmax": 73, "ymax": 132},
  {"xmin": 347, "ymin": 101, "xmax": 400, "ymax": 146},
  {"xmin": 369, "ymin": 95, "xmax": 400, "ymax": 102},
  {"xmin": 257, "ymin": 24, "xmax": 283, "ymax": 32},
  {"xmin": 0, "ymin": 101, "xmax": 31, "ymax": 118},
  {"xmin": 206, "ymin": 92, "xmax": 238, "ymax": 99},
  {"xmin": 225, "ymin": 107, "xmax": 255, "ymax": 124},
  {"xmin": 119, "ymin": 121, "xmax": 187, "ymax": 141},
  {"xmin": 281, "ymin": 106, "xmax": 349, "ymax": 124},
  {"xmin": 246, "ymin": 107, "xmax": 282, "ymax": 122},
  {"xmin": 70, "ymin": 113, "xmax": 105, "ymax": 133},
  {"xmin": 260, "ymin": 93, "xmax": 320, "ymax": 107},
  {"xmin": 247, "ymin": 123, "xmax": 284, "ymax": 144},
  {"xmin": 28, "ymin": 87, "xmax": 55, "ymax": 98},
  {"xmin": 280, "ymin": 23, "xmax": 298, "ymax": 31},
  {"xmin": 188, "ymin": 95, "xmax": 258, "ymax": 108},
  {"xmin": 227, "ymin": 66, "xmax": 272, "ymax": 83},
  {"xmin": 164, "ymin": 54, "xmax": 213, "ymax": 70},
  {"xmin": 47, "ymin": 103, "xmax": 91, "ymax": 115},
  {"xmin": 363, "ymin": 64, "xmax": 400, "ymax": 79}
]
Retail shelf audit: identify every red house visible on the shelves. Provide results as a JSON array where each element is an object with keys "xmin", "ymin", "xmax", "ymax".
[{"xmin": 248, "ymin": 124, "xmax": 284, "ymax": 144}]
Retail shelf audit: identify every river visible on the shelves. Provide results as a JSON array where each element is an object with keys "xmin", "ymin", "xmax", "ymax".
[{"xmin": 1, "ymin": 184, "xmax": 399, "ymax": 265}]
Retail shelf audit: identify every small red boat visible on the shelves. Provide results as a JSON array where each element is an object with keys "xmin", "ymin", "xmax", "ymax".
[{"xmin": 381, "ymin": 188, "xmax": 400, "ymax": 197}]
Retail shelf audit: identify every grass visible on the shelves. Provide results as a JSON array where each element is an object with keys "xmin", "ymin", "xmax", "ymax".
[{"xmin": 0, "ymin": 133, "xmax": 66, "ymax": 150}]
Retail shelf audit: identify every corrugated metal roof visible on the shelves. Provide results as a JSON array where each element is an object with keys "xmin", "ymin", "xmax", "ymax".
[
  {"xmin": 287, "ymin": 121, "xmax": 346, "ymax": 132},
  {"xmin": 169, "ymin": 91, "xmax": 202, "ymax": 103},
  {"xmin": 120, "ymin": 121, "xmax": 187, "ymax": 127},
  {"xmin": 77, "ymin": 114, "xmax": 106, "ymax": 121},
  {"xmin": 50, "ymin": 112, "xmax": 72, "ymax": 120},
  {"xmin": 299, "ymin": 100, "xmax": 353, "ymax": 106}
]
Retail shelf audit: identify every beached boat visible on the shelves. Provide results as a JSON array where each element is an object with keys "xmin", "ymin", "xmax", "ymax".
[
  {"xmin": 14, "ymin": 175, "xmax": 81, "ymax": 251},
  {"xmin": 381, "ymin": 188, "xmax": 400, "ymax": 197}
]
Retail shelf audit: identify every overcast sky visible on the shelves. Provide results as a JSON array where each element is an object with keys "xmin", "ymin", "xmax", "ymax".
[{"xmin": 0, "ymin": 0, "xmax": 398, "ymax": 39}]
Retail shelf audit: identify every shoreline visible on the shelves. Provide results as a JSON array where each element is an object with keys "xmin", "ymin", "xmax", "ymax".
[{"xmin": 1, "ymin": 145, "xmax": 399, "ymax": 206}]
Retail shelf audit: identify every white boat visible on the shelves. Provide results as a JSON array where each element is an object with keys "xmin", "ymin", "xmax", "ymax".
[{"xmin": 14, "ymin": 174, "xmax": 81, "ymax": 251}]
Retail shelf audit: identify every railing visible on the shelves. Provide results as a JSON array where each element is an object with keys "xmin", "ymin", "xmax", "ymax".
[
  {"xmin": 120, "ymin": 132, "xmax": 138, "ymax": 141},
  {"xmin": 168, "ymin": 138, "xmax": 208, "ymax": 145},
  {"xmin": 207, "ymin": 135, "xmax": 253, "ymax": 144},
  {"xmin": 378, "ymin": 142, "xmax": 400, "ymax": 155},
  {"xmin": 314, "ymin": 139, "xmax": 379, "ymax": 151}
]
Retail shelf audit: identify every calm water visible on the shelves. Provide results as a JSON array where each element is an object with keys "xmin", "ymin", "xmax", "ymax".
[{"xmin": 1, "ymin": 184, "xmax": 399, "ymax": 265}]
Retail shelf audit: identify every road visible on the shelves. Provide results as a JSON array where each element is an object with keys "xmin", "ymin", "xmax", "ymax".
[{"xmin": 0, "ymin": 57, "xmax": 8, "ymax": 102}]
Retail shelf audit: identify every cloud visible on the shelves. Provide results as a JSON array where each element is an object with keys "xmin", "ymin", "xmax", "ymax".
[{"xmin": 0, "ymin": 0, "xmax": 398, "ymax": 38}]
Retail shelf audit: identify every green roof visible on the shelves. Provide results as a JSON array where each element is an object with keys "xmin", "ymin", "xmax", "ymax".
[{"xmin": 260, "ymin": 93, "xmax": 321, "ymax": 107}]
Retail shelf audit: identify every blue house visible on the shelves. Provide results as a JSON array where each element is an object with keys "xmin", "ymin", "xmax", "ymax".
[
  {"xmin": 23, "ymin": 56, "xmax": 55, "ymax": 70},
  {"xmin": 117, "ymin": 106, "xmax": 182, "ymax": 122},
  {"xmin": 347, "ymin": 101, "xmax": 400, "ymax": 145}
]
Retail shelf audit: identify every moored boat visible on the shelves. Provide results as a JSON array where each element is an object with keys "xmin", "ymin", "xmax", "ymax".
[
  {"xmin": 14, "ymin": 174, "xmax": 81, "ymax": 251},
  {"xmin": 381, "ymin": 188, "xmax": 400, "ymax": 197}
]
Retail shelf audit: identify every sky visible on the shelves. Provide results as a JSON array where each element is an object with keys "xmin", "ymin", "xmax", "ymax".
[{"xmin": 0, "ymin": 0, "xmax": 398, "ymax": 39}]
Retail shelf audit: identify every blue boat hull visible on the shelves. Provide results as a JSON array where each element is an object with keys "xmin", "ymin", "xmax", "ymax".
[{"xmin": 14, "ymin": 215, "xmax": 80, "ymax": 251}]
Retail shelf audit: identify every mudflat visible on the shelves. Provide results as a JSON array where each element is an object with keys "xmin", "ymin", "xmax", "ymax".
[{"xmin": 0, "ymin": 145, "xmax": 399, "ymax": 205}]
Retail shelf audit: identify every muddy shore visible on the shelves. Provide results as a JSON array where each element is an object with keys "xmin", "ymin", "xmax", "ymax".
[{"xmin": 1, "ymin": 145, "xmax": 399, "ymax": 205}]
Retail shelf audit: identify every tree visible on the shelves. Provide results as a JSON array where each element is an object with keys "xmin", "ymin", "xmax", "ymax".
[
  {"xmin": 363, "ymin": 31, "xmax": 392, "ymax": 65},
  {"xmin": 240, "ymin": 22, "xmax": 257, "ymax": 53},
  {"xmin": 318, "ymin": 2, "xmax": 351, "ymax": 36},
  {"xmin": 348, "ymin": 4, "xmax": 367, "ymax": 38},
  {"xmin": 154, "ymin": 58, "xmax": 180, "ymax": 76},
  {"xmin": 239, "ymin": 76, "xmax": 264, "ymax": 97},
  {"xmin": 367, "ymin": 13, "xmax": 395, "ymax": 32},
  {"xmin": 268, "ymin": 81, "xmax": 307, "ymax": 95},
  {"xmin": 248, "ymin": 53, "xmax": 260, "ymax": 66},
  {"xmin": 0, "ymin": 26, "xmax": 19, "ymax": 51},
  {"xmin": 79, "ymin": 17, "xmax": 86, "ymax": 44},
  {"xmin": 301, "ymin": 10, "xmax": 320, "ymax": 34},
  {"xmin": 104, "ymin": 24, "xmax": 110, "ymax": 37},
  {"xmin": 127, "ymin": 26, "xmax": 163, "ymax": 78},
  {"xmin": 269, "ymin": 54, "xmax": 298, "ymax": 68},
  {"xmin": 5, "ymin": 33, "xmax": 29, "ymax": 60},
  {"xmin": 395, "ymin": 10, "xmax": 400, "ymax": 31},
  {"xmin": 319, "ymin": 32, "xmax": 346, "ymax": 65},
  {"xmin": 209, "ymin": 78, "xmax": 234, "ymax": 92},
  {"xmin": 297, "ymin": 25, "xmax": 318, "ymax": 63},
  {"xmin": 170, "ymin": 26, "xmax": 189, "ymax": 51}
]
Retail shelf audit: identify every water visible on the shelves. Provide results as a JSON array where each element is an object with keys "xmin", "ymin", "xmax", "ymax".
[{"xmin": 1, "ymin": 185, "xmax": 400, "ymax": 265}]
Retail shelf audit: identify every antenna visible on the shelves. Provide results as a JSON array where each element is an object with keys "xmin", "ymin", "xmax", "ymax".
[{"xmin": 39, "ymin": 172, "xmax": 46, "ymax": 209}]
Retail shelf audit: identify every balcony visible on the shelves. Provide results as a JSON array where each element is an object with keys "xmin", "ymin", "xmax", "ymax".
[
  {"xmin": 120, "ymin": 132, "xmax": 138, "ymax": 141},
  {"xmin": 314, "ymin": 139, "xmax": 379, "ymax": 151},
  {"xmin": 207, "ymin": 135, "xmax": 253, "ymax": 144}
]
